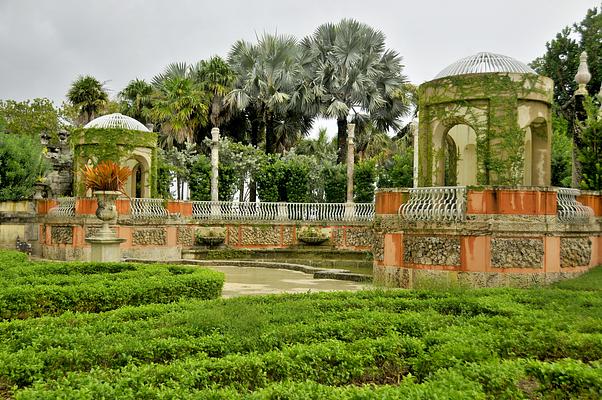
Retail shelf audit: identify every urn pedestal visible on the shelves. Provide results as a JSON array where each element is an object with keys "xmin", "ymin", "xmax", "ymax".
[{"xmin": 85, "ymin": 191, "xmax": 126, "ymax": 262}]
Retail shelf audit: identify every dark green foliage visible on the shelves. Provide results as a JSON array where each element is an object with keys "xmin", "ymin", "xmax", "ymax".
[
  {"xmin": 551, "ymin": 114, "xmax": 573, "ymax": 187},
  {"xmin": 283, "ymin": 157, "xmax": 310, "ymax": 202},
  {"xmin": 156, "ymin": 152, "xmax": 173, "ymax": 199},
  {"xmin": 188, "ymin": 155, "xmax": 211, "ymax": 201},
  {"xmin": 254, "ymin": 156, "xmax": 286, "ymax": 202},
  {"xmin": 2, "ymin": 265, "xmax": 602, "ymax": 397},
  {"xmin": 188, "ymin": 156, "xmax": 241, "ymax": 201},
  {"xmin": 0, "ymin": 256, "xmax": 224, "ymax": 320},
  {"xmin": 218, "ymin": 163, "xmax": 238, "ymax": 201},
  {"xmin": 0, "ymin": 98, "xmax": 62, "ymax": 142},
  {"xmin": 578, "ymin": 97, "xmax": 602, "ymax": 190},
  {"xmin": 377, "ymin": 147, "xmax": 413, "ymax": 188},
  {"xmin": 354, "ymin": 160, "xmax": 376, "ymax": 202},
  {"xmin": 0, "ymin": 133, "xmax": 49, "ymax": 200},
  {"xmin": 322, "ymin": 164, "xmax": 346, "ymax": 203}
]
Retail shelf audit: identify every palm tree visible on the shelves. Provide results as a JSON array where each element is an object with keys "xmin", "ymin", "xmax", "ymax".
[
  {"xmin": 66, "ymin": 75, "xmax": 109, "ymax": 124},
  {"xmin": 301, "ymin": 19, "xmax": 411, "ymax": 163},
  {"xmin": 226, "ymin": 33, "xmax": 301, "ymax": 154},
  {"xmin": 118, "ymin": 79, "xmax": 153, "ymax": 124},
  {"xmin": 146, "ymin": 75, "xmax": 209, "ymax": 148},
  {"xmin": 191, "ymin": 56, "xmax": 236, "ymax": 129}
]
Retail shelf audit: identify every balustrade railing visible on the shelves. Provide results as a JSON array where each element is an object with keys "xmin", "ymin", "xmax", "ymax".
[
  {"xmin": 191, "ymin": 201, "xmax": 374, "ymax": 222},
  {"xmin": 399, "ymin": 186, "xmax": 466, "ymax": 222},
  {"xmin": 556, "ymin": 188, "xmax": 593, "ymax": 224},
  {"xmin": 130, "ymin": 198, "xmax": 169, "ymax": 219},
  {"xmin": 49, "ymin": 197, "xmax": 76, "ymax": 217}
]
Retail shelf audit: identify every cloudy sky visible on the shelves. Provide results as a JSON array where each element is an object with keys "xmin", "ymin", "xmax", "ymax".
[{"xmin": 0, "ymin": 0, "xmax": 598, "ymax": 132}]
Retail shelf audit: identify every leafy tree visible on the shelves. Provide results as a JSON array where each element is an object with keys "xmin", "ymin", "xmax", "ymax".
[
  {"xmin": 301, "ymin": 19, "xmax": 410, "ymax": 163},
  {"xmin": 0, "ymin": 133, "xmax": 49, "ymax": 200},
  {"xmin": 0, "ymin": 98, "xmax": 62, "ymax": 140},
  {"xmin": 354, "ymin": 159, "xmax": 376, "ymax": 202},
  {"xmin": 530, "ymin": 6, "xmax": 601, "ymax": 113},
  {"xmin": 66, "ymin": 75, "xmax": 109, "ymax": 124},
  {"xmin": 577, "ymin": 96, "xmax": 602, "ymax": 190},
  {"xmin": 119, "ymin": 79, "xmax": 153, "ymax": 124}
]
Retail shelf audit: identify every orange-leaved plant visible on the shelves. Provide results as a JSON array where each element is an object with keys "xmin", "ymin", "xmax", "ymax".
[{"xmin": 82, "ymin": 160, "xmax": 132, "ymax": 194}]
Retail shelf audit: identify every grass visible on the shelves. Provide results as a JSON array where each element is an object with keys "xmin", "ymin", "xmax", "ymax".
[{"xmin": 0, "ymin": 250, "xmax": 601, "ymax": 399}]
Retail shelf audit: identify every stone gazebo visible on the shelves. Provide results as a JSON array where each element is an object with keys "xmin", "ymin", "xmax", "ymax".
[
  {"xmin": 416, "ymin": 52, "xmax": 554, "ymax": 187},
  {"xmin": 72, "ymin": 113, "xmax": 158, "ymax": 198},
  {"xmin": 373, "ymin": 52, "xmax": 601, "ymax": 289}
]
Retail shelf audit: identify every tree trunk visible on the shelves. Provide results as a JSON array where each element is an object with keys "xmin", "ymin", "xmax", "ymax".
[
  {"xmin": 265, "ymin": 111, "xmax": 276, "ymax": 154},
  {"xmin": 337, "ymin": 118, "xmax": 347, "ymax": 164}
]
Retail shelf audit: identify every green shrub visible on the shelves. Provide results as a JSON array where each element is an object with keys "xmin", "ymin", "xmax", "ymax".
[
  {"xmin": 354, "ymin": 159, "xmax": 376, "ymax": 202},
  {"xmin": 0, "ymin": 133, "xmax": 49, "ymax": 200},
  {"xmin": 377, "ymin": 147, "xmax": 413, "ymax": 188},
  {"xmin": 0, "ymin": 257, "xmax": 224, "ymax": 319},
  {"xmin": 254, "ymin": 155, "xmax": 286, "ymax": 202},
  {"xmin": 322, "ymin": 163, "xmax": 346, "ymax": 203}
]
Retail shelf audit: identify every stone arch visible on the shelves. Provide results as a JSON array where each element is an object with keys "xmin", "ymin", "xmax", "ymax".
[
  {"xmin": 523, "ymin": 117, "xmax": 550, "ymax": 186},
  {"xmin": 431, "ymin": 116, "xmax": 478, "ymax": 186},
  {"xmin": 124, "ymin": 154, "xmax": 151, "ymax": 198}
]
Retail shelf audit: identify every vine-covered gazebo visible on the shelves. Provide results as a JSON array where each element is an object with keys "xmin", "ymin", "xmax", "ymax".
[
  {"xmin": 71, "ymin": 113, "xmax": 158, "ymax": 198},
  {"xmin": 416, "ymin": 52, "xmax": 554, "ymax": 187}
]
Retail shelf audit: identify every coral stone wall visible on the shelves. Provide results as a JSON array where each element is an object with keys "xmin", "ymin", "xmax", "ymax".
[
  {"xmin": 374, "ymin": 188, "xmax": 602, "ymax": 288},
  {"xmin": 30, "ymin": 199, "xmax": 373, "ymax": 262}
]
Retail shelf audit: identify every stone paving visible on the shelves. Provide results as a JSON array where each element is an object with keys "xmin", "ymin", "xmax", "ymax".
[{"xmin": 205, "ymin": 265, "xmax": 371, "ymax": 298}]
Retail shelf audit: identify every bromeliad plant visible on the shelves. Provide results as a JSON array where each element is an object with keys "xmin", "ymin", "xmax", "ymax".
[{"xmin": 81, "ymin": 160, "xmax": 132, "ymax": 194}]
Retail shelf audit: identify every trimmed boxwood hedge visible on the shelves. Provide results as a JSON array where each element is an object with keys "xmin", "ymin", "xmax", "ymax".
[{"xmin": 0, "ymin": 251, "xmax": 224, "ymax": 319}]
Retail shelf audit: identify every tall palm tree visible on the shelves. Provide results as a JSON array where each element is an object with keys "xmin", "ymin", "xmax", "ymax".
[
  {"xmin": 118, "ymin": 79, "xmax": 153, "ymax": 124},
  {"xmin": 301, "ymin": 19, "xmax": 411, "ymax": 163},
  {"xmin": 192, "ymin": 56, "xmax": 236, "ymax": 129},
  {"xmin": 226, "ymin": 33, "xmax": 301, "ymax": 154},
  {"xmin": 66, "ymin": 75, "xmax": 109, "ymax": 124},
  {"xmin": 146, "ymin": 76, "xmax": 209, "ymax": 148}
]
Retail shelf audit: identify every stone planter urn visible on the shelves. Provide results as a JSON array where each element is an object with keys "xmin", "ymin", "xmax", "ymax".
[
  {"xmin": 195, "ymin": 227, "xmax": 226, "ymax": 248},
  {"xmin": 93, "ymin": 190, "xmax": 121, "ymax": 238},
  {"xmin": 297, "ymin": 227, "xmax": 331, "ymax": 246},
  {"xmin": 85, "ymin": 190, "xmax": 126, "ymax": 261}
]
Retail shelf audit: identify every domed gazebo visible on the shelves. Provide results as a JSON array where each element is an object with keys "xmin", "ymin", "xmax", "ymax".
[
  {"xmin": 416, "ymin": 52, "xmax": 554, "ymax": 187},
  {"xmin": 72, "ymin": 113, "xmax": 158, "ymax": 198}
]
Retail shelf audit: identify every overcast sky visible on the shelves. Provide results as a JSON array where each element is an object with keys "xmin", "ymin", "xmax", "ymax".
[{"xmin": 0, "ymin": 0, "xmax": 599, "ymax": 134}]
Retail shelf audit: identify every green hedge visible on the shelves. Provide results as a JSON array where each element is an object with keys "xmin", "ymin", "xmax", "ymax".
[
  {"xmin": 0, "ymin": 253, "xmax": 224, "ymax": 319},
  {"xmin": 0, "ymin": 265, "xmax": 601, "ymax": 398}
]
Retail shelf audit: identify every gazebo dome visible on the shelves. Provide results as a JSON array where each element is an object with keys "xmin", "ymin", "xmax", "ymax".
[
  {"xmin": 84, "ymin": 113, "xmax": 149, "ymax": 132},
  {"xmin": 434, "ymin": 52, "xmax": 536, "ymax": 79}
]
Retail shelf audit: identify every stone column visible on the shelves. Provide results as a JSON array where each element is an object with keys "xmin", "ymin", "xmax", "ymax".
[
  {"xmin": 210, "ymin": 127, "xmax": 220, "ymax": 218},
  {"xmin": 572, "ymin": 51, "xmax": 591, "ymax": 188},
  {"xmin": 346, "ymin": 123, "xmax": 355, "ymax": 203},
  {"xmin": 345, "ymin": 123, "xmax": 356, "ymax": 219}
]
